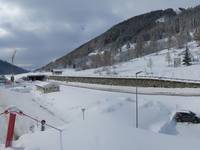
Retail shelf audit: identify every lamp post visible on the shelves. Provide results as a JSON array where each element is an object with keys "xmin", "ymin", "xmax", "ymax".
[
  {"xmin": 59, "ymin": 129, "xmax": 64, "ymax": 150},
  {"xmin": 81, "ymin": 108, "xmax": 86, "ymax": 120},
  {"xmin": 135, "ymin": 71, "xmax": 142, "ymax": 128}
]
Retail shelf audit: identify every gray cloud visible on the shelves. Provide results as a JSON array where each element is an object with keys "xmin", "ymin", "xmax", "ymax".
[{"xmin": 0, "ymin": 0, "xmax": 199, "ymax": 70}]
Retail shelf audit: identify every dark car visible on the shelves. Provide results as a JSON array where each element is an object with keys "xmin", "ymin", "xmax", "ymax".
[{"xmin": 175, "ymin": 111, "xmax": 200, "ymax": 123}]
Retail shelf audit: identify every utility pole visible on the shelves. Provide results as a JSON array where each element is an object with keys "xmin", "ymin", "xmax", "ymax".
[
  {"xmin": 135, "ymin": 71, "xmax": 142, "ymax": 128},
  {"xmin": 11, "ymin": 50, "xmax": 17, "ymax": 83}
]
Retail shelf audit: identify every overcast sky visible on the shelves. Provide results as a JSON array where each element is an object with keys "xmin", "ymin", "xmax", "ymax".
[{"xmin": 0, "ymin": 0, "xmax": 199, "ymax": 70}]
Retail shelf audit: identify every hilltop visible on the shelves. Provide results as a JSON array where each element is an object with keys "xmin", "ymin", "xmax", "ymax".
[{"xmin": 40, "ymin": 5, "xmax": 200, "ymax": 71}]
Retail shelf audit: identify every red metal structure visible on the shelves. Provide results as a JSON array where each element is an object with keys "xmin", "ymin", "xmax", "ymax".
[
  {"xmin": 3, "ymin": 107, "xmax": 21, "ymax": 148},
  {"xmin": 0, "ymin": 106, "xmax": 63, "ymax": 150},
  {"xmin": 5, "ymin": 113, "xmax": 16, "ymax": 147}
]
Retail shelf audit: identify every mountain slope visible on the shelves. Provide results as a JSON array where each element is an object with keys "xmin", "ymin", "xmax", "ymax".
[
  {"xmin": 0, "ymin": 59, "xmax": 28, "ymax": 75},
  {"xmin": 40, "ymin": 5, "xmax": 200, "ymax": 71},
  {"xmin": 39, "ymin": 9, "xmax": 176, "ymax": 70},
  {"xmin": 51, "ymin": 41, "xmax": 200, "ymax": 80}
]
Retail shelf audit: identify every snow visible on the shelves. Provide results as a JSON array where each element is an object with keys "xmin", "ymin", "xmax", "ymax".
[
  {"xmin": 156, "ymin": 17, "xmax": 165, "ymax": 23},
  {"xmin": 38, "ymin": 41, "xmax": 200, "ymax": 81},
  {"xmin": 34, "ymin": 81, "xmax": 58, "ymax": 88},
  {"xmin": 121, "ymin": 43, "xmax": 135, "ymax": 52},
  {"xmin": 13, "ymin": 118, "xmax": 200, "ymax": 150},
  {"xmin": 56, "ymin": 81, "xmax": 200, "ymax": 96},
  {"xmin": 2, "ymin": 41, "xmax": 200, "ymax": 149},
  {"xmin": 0, "ymin": 85, "xmax": 65, "ymax": 146},
  {"xmin": 1, "ymin": 80, "xmax": 200, "ymax": 149},
  {"xmin": 11, "ymin": 41, "xmax": 200, "ymax": 82}
]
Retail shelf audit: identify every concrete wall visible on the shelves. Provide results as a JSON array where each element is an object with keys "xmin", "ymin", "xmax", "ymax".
[{"xmin": 49, "ymin": 76, "xmax": 200, "ymax": 88}]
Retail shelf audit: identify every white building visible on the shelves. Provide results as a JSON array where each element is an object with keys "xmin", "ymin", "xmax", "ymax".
[
  {"xmin": 51, "ymin": 69, "xmax": 63, "ymax": 75},
  {"xmin": 35, "ymin": 82, "xmax": 60, "ymax": 93}
]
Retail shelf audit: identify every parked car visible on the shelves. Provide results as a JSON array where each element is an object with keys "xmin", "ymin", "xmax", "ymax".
[{"xmin": 174, "ymin": 110, "xmax": 200, "ymax": 123}]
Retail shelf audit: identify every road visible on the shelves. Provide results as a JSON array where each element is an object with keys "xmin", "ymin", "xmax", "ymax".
[{"xmin": 52, "ymin": 81, "xmax": 200, "ymax": 97}]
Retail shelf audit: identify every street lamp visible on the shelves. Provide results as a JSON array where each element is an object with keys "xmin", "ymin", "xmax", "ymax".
[
  {"xmin": 81, "ymin": 108, "xmax": 86, "ymax": 120},
  {"xmin": 135, "ymin": 71, "xmax": 142, "ymax": 128}
]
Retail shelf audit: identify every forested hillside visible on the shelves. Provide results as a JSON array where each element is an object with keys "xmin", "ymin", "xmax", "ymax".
[
  {"xmin": 40, "ymin": 5, "xmax": 200, "ymax": 71},
  {"xmin": 0, "ymin": 60, "xmax": 27, "ymax": 75}
]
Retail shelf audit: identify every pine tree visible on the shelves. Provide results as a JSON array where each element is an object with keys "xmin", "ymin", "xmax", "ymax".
[{"xmin": 182, "ymin": 46, "xmax": 192, "ymax": 66}]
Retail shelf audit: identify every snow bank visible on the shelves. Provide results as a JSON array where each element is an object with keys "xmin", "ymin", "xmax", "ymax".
[
  {"xmin": 2, "ymin": 81, "xmax": 200, "ymax": 149},
  {"xmin": 13, "ymin": 114, "xmax": 200, "ymax": 150}
]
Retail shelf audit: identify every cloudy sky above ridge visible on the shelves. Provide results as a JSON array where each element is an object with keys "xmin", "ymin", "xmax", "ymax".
[{"xmin": 0, "ymin": 0, "xmax": 199, "ymax": 70}]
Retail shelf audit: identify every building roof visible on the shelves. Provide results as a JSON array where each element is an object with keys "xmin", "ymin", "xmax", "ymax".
[
  {"xmin": 52, "ymin": 69, "xmax": 63, "ymax": 72},
  {"xmin": 35, "ymin": 81, "xmax": 59, "ymax": 88}
]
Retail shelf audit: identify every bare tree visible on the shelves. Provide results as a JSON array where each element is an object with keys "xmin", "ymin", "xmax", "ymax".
[
  {"xmin": 165, "ymin": 50, "xmax": 172, "ymax": 66},
  {"xmin": 90, "ymin": 53, "xmax": 103, "ymax": 68},
  {"xmin": 149, "ymin": 36, "xmax": 158, "ymax": 54},
  {"xmin": 103, "ymin": 51, "xmax": 112, "ymax": 66},
  {"xmin": 194, "ymin": 28, "xmax": 200, "ymax": 46},
  {"xmin": 147, "ymin": 57, "xmax": 153, "ymax": 74},
  {"xmin": 135, "ymin": 35, "xmax": 144, "ymax": 57},
  {"xmin": 175, "ymin": 33, "xmax": 185, "ymax": 49},
  {"xmin": 175, "ymin": 31, "xmax": 191, "ymax": 49},
  {"xmin": 167, "ymin": 35, "xmax": 173, "ymax": 50},
  {"xmin": 128, "ymin": 48, "xmax": 135, "ymax": 60}
]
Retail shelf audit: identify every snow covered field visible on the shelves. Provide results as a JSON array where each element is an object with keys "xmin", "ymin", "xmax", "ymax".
[
  {"xmin": 1, "ymin": 80, "xmax": 200, "ymax": 149},
  {"xmin": 43, "ymin": 41, "xmax": 200, "ymax": 80},
  {"xmin": 2, "ymin": 41, "xmax": 200, "ymax": 149}
]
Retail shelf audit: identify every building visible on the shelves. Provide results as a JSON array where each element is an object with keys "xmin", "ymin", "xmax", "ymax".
[
  {"xmin": 35, "ymin": 82, "xmax": 60, "ymax": 93},
  {"xmin": 0, "ymin": 75, "xmax": 7, "ymax": 84},
  {"xmin": 51, "ymin": 69, "xmax": 63, "ymax": 75}
]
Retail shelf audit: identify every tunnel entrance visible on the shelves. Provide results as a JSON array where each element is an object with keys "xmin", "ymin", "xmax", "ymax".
[{"xmin": 27, "ymin": 75, "xmax": 47, "ymax": 81}]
